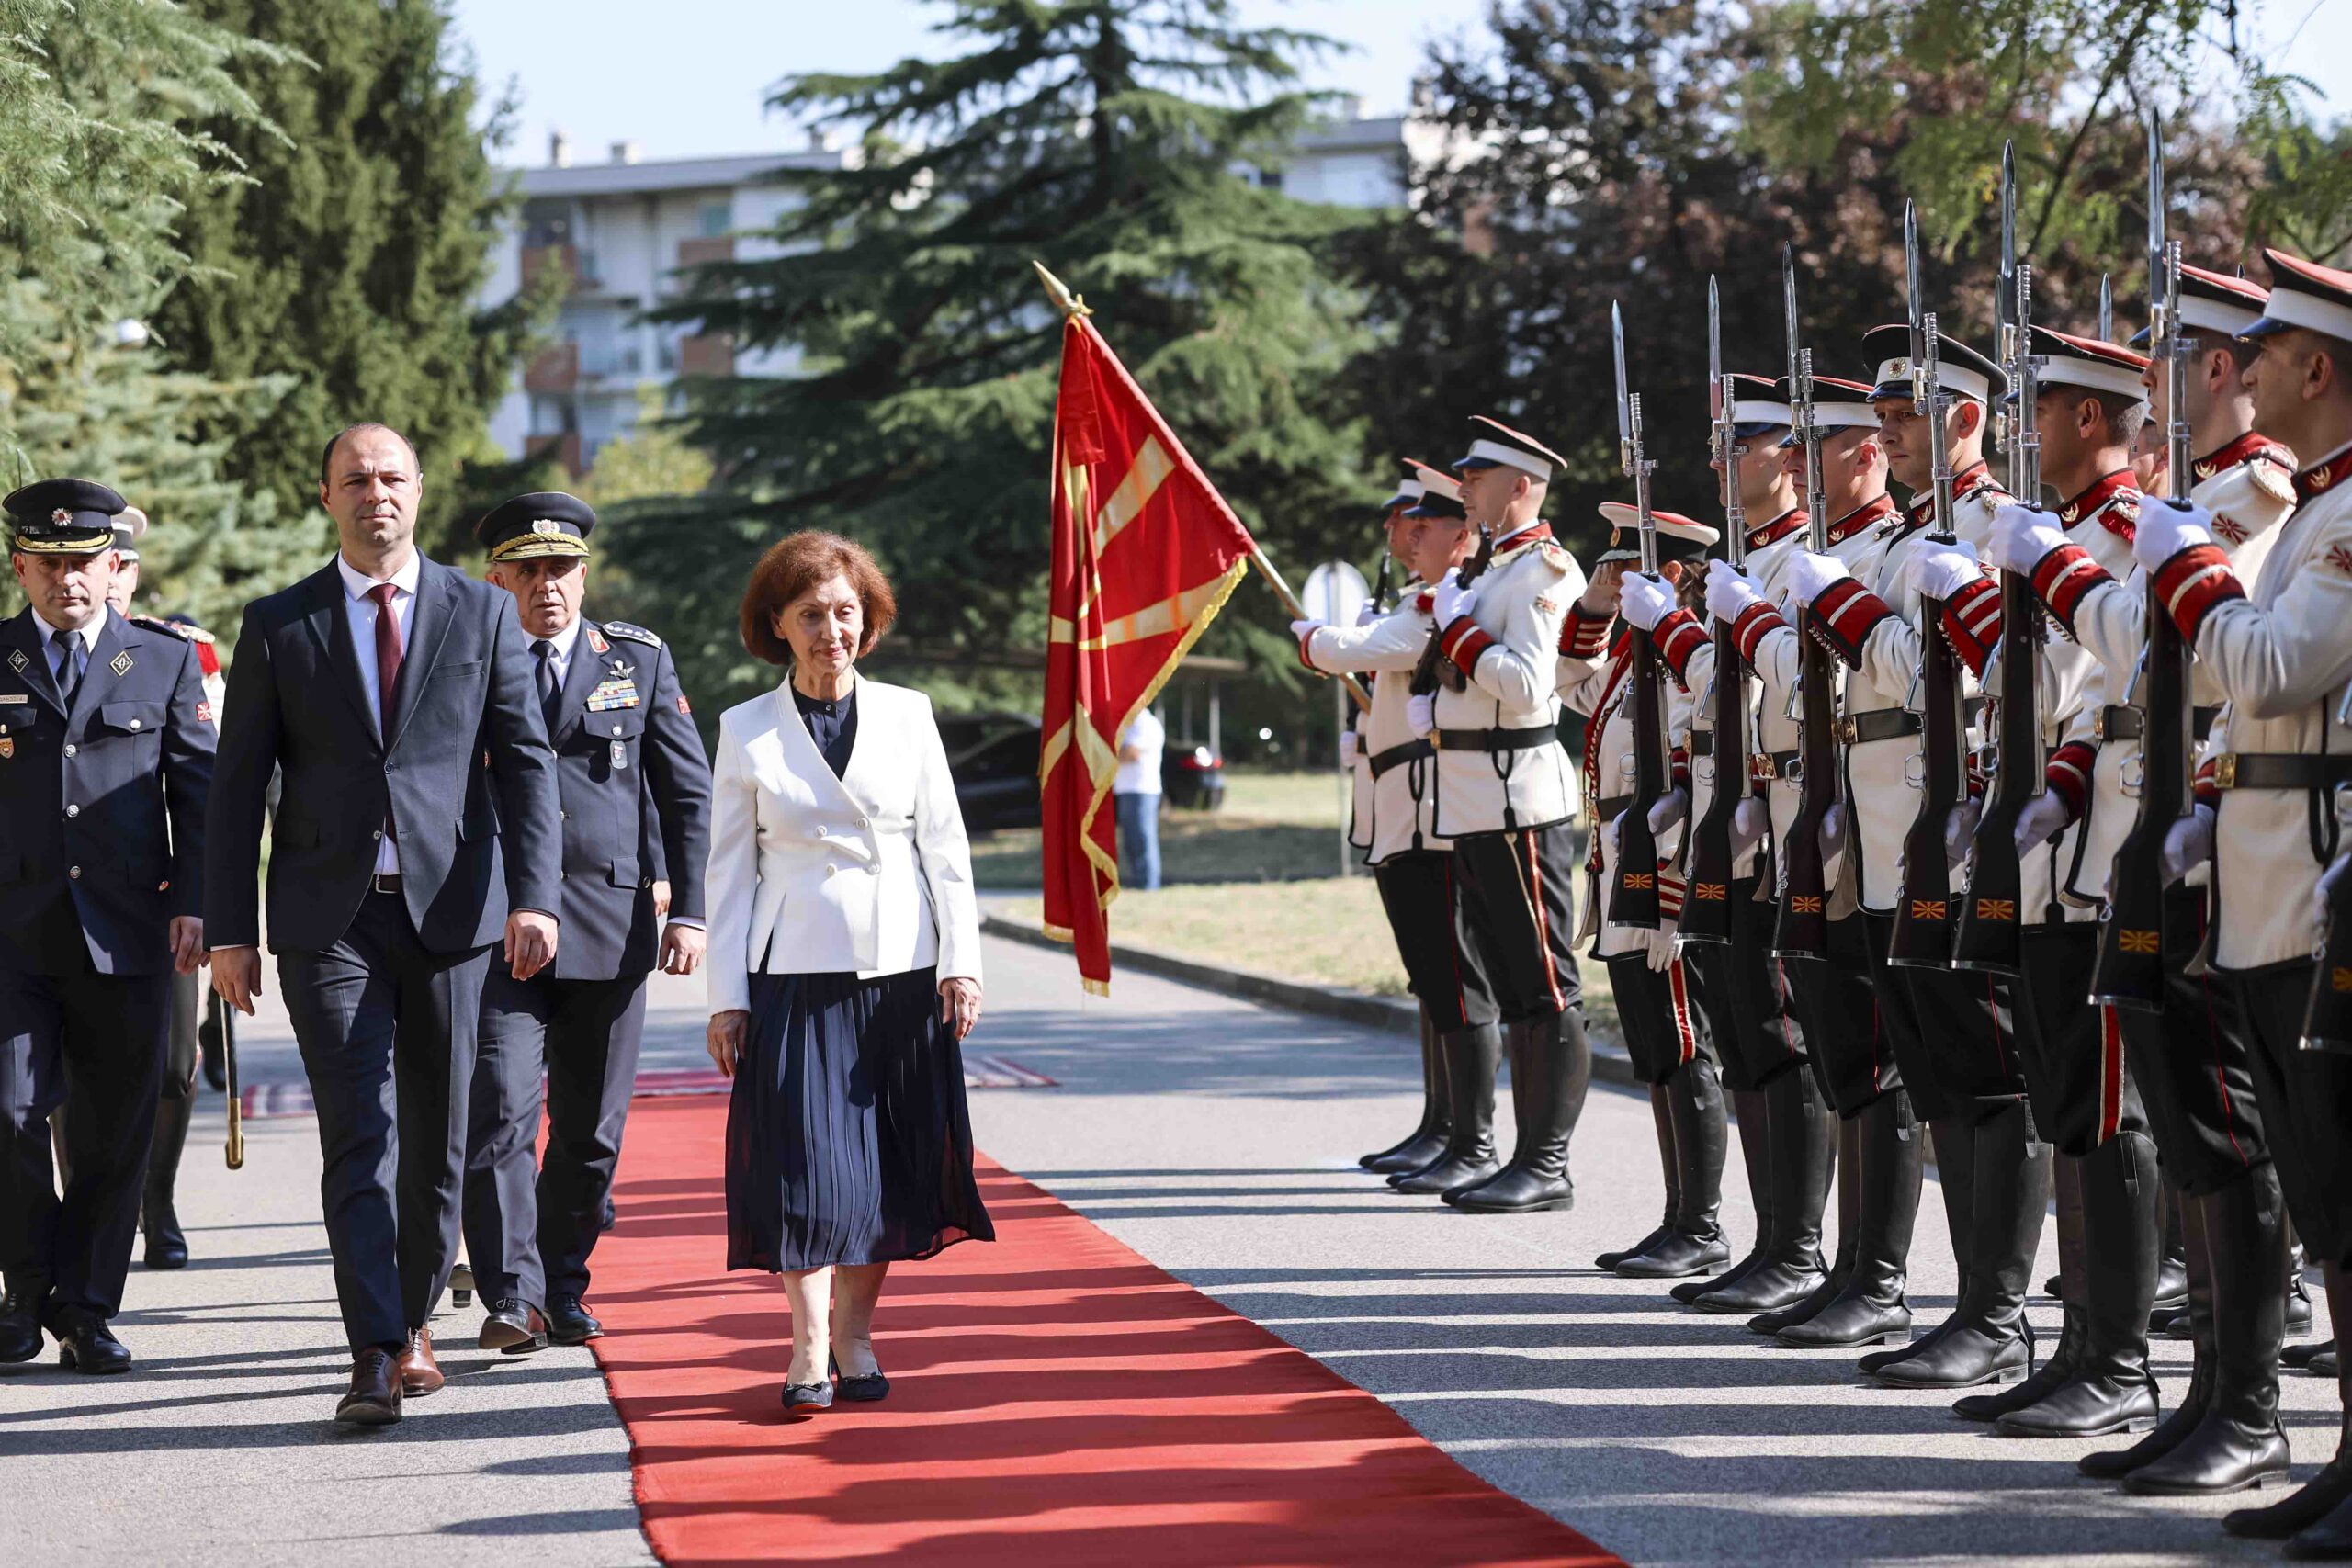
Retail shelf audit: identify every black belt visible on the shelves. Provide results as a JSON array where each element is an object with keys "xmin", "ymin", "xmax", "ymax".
[
  {"xmin": 2211, "ymin": 753, "xmax": 2352, "ymax": 791},
  {"xmin": 2095, "ymin": 705, "xmax": 2220, "ymax": 743},
  {"xmin": 1597, "ymin": 795, "xmax": 1632, "ymax": 823},
  {"xmin": 1838, "ymin": 697, "xmax": 1984, "ymax": 747},
  {"xmin": 1369, "ymin": 739, "xmax": 1433, "ymax": 779},
  {"xmin": 1430, "ymin": 721, "xmax": 1559, "ymax": 753},
  {"xmin": 369, "ymin": 873, "xmax": 403, "ymax": 895},
  {"xmin": 1769, "ymin": 749, "xmax": 1802, "ymax": 780},
  {"xmin": 1690, "ymin": 729, "xmax": 1779, "ymax": 784},
  {"xmin": 1690, "ymin": 729, "xmax": 1714, "ymax": 757}
]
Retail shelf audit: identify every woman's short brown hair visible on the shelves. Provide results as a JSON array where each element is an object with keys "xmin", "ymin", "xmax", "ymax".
[{"xmin": 740, "ymin": 530, "xmax": 898, "ymax": 666}]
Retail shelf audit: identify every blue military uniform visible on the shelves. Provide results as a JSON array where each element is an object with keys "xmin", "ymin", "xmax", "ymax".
[
  {"xmin": 0, "ymin": 479, "xmax": 213, "ymax": 1371},
  {"xmin": 460, "ymin": 493, "xmax": 712, "ymax": 1349}
]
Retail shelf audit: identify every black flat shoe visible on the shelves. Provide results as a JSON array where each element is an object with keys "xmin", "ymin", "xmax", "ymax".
[
  {"xmin": 782, "ymin": 1380, "xmax": 834, "ymax": 1412},
  {"xmin": 829, "ymin": 1352, "xmax": 888, "ymax": 1403},
  {"xmin": 51, "ymin": 1306, "xmax": 131, "ymax": 1374},
  {"xmin": 548, "ymin": 1297, "xmax": 603, "ymax": 1347}
]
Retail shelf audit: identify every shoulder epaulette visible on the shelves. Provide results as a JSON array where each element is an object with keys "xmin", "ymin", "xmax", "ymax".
[
  {"xmin": 2250, "ymin": 457, "xmax": 2298, "ymax": 505},
  {"xmin": 129, "ymin": 614, "xmax": 212, "ymax": 644},
  {"xmin": 600, "ymin": 619, "xmax": 662, "ymax": 647},
  {"xmin": 2099, "ymin": 491, "xmax": 2141, "ymax": 540}
]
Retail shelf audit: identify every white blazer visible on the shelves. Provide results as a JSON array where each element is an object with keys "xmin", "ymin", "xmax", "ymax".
[{"xmin": 705, "ymin": 676, "xmax": 982, "ymax": 1015}]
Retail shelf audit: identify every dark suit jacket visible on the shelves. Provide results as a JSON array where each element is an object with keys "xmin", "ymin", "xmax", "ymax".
[
  {"xmin": 203, "ymin": 555, "xmax": 562, "ymax": 954},
  {"xmin": 0, "ymin": 608, "xmax": 214, "ymax": 976},
  {"xmin": 542, "ymin": 619, "xmax": 712, "ymax": 981}
]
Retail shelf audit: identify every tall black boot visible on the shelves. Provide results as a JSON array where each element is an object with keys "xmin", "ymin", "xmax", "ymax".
[
  {"xmin": 1679, "ymin": 1088, "xmax": 1770, "ymax": 1304},
  {"xmin": 2240, "ymin": 1266, "xmax": 2352, "ymax": 1543},
  {"xmin": 1696, "ymin": 1067, "xmax": 1832, "ymax": 1314},
  {"xmin": 1391, "ymin": 1025, "xmax": 1500, "ymax": 1196},
  {"xmin": 1998, "ymin": 1133, "xmax": 2161, "ymax": 1436},
  {"xmin": 1363, "ymin": 1010, "xmax": 1453, "ymax": 1174},
  {"xmin": 1876, "ymin": 1100, "xmax": 2046, "ymax": 1387},
  {"xmin": 1754, "ymin": 1112, "xmax": 1859, "ymax": 1335},
  {"xmin": 1448, "ymin": 1010, "xmax": 1588, "ymax": 1213},
  {"xmin": 2087, "ymin": 1181, "xmax": 2213, "ymax": 1478},
  {"xmin": 1863, "ymin": 1115, "xmax": 1976, "ymax": 1374},
  {"xmin": 1959, "ymin": 1147, "xmax": 2086, "ymax": 1420},
  {"xmin": 1605, "ymin": 1083, "xmax": 1679, "ymax": 1269},
  {"xmin": 141, "ymin": 1090, "xmax": 194, "ymax": 1270},
  {"xmin": 2132, "ymin": 1166, "xmax": 2291, "ymax": 1494},
  {"xmin": 1620, "ymin": 1057, "xmax": 1731, "ymax": 1277},
  {"xmin": 1778, "ymin": 1089, "xmax": 1918, "ymax": 1348},
  {"xmin": 2151, "ymin": 1185, "xmax": 2189, "ymax": 1327}
]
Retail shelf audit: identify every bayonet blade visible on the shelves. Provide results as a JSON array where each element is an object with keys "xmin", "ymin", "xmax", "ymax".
[
  {"xmin": 2099, "ymin": 273, "xmax": 2114, "ymax": 342},
  {"xmin": 1612, "ymin": 299, "xmax": 1633, "ymax": 469},
  {"xmin": 2147, "ymin": 107, "xmax": 2167, "ymax": 299}
]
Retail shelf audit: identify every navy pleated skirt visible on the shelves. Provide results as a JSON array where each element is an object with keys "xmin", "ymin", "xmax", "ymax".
[{"xmin": 725, "ymin": 966, "xmax": 994, "ymax": 1272}]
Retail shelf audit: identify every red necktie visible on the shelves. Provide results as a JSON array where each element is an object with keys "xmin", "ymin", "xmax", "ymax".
[{"xmin": 368, "ymin": 582, "xmax": 403, "ymax": 744}]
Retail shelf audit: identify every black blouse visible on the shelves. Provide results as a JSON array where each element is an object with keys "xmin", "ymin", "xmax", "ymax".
[{"xmin": 793, "ymin": 682, "xmax": 857, "ymax": 779}]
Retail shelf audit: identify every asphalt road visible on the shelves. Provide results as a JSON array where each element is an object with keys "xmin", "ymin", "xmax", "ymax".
[{"xmin": 3, "ymin": 935, "xmax": 2335, "ymax": 1566}]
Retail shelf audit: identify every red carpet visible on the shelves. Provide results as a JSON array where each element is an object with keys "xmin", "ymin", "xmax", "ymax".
[{"xmin": 588, "ymin": 1094, "xmax": 1623, "ymax": 1567}]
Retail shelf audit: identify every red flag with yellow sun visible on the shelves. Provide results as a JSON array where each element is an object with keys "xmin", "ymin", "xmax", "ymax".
[{"xmin": 1036, "ymin": 265, "xmax": 1260, "ymax": 994}]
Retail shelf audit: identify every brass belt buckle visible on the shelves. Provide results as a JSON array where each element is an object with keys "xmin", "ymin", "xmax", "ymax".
[
  {"xmin": 2212, "ymin": 752, "xmax": 2237, "ymax": 790},
  {"xmin": 1836, "ymin": 716, "xmax": 1858, "ymax": 745},
  {"xmin": 1428, "ymin": 728, "xmax": 1448, "ymax": 751}
]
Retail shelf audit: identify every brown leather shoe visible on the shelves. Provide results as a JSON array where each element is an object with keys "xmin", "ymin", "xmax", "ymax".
[
  {"xmin": 396, "ymin": 1327, "xmax": 445, "ymax": 1396},
  {"xmin": 478, "ymin": 1299, "xmax": 548, "ymax": 1356},
  {"xmin": 337, "ymin": 1348, "xmax": 402, "ymax": 1426}
]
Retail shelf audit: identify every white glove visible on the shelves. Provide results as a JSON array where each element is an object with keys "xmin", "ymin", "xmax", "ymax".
[
  {"xmin": 1645, "ymin": 920, "xmax": 1682, "ymax": 974},
  {"xmin": 2318, "ymin": 852, "xmax": 2347, "ymax": 935},
  {"xmin": 1430, "ymin": 569, "xmax": 1479, "ymax": 627},
  {"xmin": 1705, "ymin": 558, "xmax": 1764, "ymax": 624},
  {"xmin": 1820, "ymin": 800, "xmax": 1849, "ymax": 862},
  {"xmin": 2133, "ymin": 498, "xmax": 2217, "ymax": 574},
  {"xmin": 1620, "ymin": 571, "xmax": 1678, "ymax": 631},
  {"xmin": 2013, "ymin": 789, "xmax": 2072, "ymax": 855},
  {"xmin": 2161, "ymin": 802, "xmax": 2214, "ymax": 886},
  {"xmin": 1289, "ymin": 617, "xmax": 1325, "ymax": 645},
  {"xmin": 1782, "ymin": 549, "xmax": 1851, "ymax": 607},
  {"xmin": 1730, "ymin": 795, "xmax": 1768, "ymax": 861},
  {"xmin": 1906, "ymin": 539, "xmax": 1984, "ymax": 602},
  {"xmin": 1337, "ymin": 730, "xmax": 1358, "ymax": 767},
  {"xmin": 1944, "ymin": 798, "xmax": 1982, "ymax": 871},
  {"xmin": 1647, "ymin": 785, "xmax": 1689, "ymax": 835},
  {"xmin": 1354, "ymin": 599, "xmax": 1382, "ymax": 627},
  {"xmin": 1986, "ymin": 502, "xmax": 2069, "ymax": 577},
  {"xmin": 1407, "ymin": 693, "xmax": 1436, "ymax": 737}
]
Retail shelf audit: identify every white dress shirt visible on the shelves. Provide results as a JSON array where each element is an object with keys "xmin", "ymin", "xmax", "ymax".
[
  {"xmin": 28, "ymin": 605, "xmax": 107, "ymax": 694},
  {"xmin": 337, "ymin": 550, "xmax": 422, "ymax": 874},
  {"xmin": 532, "ymin": 615, "xmax": 584, "ymax": 694}
]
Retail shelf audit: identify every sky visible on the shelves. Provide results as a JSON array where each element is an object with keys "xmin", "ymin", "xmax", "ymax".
[{"xmin": 449, "ymin": 0, "xmax": 2352, "ymax": 169}]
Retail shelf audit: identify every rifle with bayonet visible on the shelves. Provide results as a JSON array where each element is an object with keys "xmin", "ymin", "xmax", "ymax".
[
  {"xmin": 2090, "ymin": 109, "xmax": 2194, "ymax": 1010},
  {"xmin": 1888, "ymin": 202, "xmax": 1973, "ymax": 970},
  {"xmin": 1679, "ymin": 276, "xmax": 1750, "ymax": 944},
  {"xmin": 1951, "ymin": 141, "xmax": 2043, "ymax": 976},
  {"xmin": 2301, "ymin": 683, "xmax": 2352, "ymax": 1052},
  {"xmin": 1608, "ymin": 300, "xmax": 1669, "ymax": 930},
  {"xmin": 1773, "ymin": 246, "xmax": 1838, "ymax": 962}
]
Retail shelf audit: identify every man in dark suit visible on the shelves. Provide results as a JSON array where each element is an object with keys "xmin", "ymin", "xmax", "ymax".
[
  {"xmin": 205, "ymin": 423, "xmax": 562, "ymax": 1427},
  {"xmin": 460, "ymin": 492, "xmax": 711, "ymax": 1353},
  {"xmin": 0, "ymin": 480, "xmax": 213, "ymax": 1373}
]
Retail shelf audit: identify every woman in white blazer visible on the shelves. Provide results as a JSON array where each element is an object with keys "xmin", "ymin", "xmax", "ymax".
[{"xmin": 705, "ymin": 531, "xmax": 991, "ymax": 1414}]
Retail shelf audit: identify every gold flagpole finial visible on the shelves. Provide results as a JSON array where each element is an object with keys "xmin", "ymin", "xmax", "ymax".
[{"xmin": 1033, "ymin": 260, "xmax": 1091, "ymax": 319}]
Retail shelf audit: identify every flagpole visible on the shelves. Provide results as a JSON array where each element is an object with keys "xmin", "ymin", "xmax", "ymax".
[{"xmin": 1033, "ymin": 261, "xmax": 1372, "ymax": 710}]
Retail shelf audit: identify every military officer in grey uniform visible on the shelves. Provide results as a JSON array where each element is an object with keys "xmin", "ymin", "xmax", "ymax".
[
  {"xmin": 0, "ymin": 479, "xmax": 213, "ymax": 1371},
  {"xmin": 460, "ymin": 493, "xmax": 712, "ymax": 1350}
]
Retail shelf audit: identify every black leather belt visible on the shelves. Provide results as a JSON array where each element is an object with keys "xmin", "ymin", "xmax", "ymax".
[
  {"xmin": 369, "ymin": 874, "xmax": 403, "ymax": 895},
  {"xmin": 1838, "ymin": 697, "xmax": 1984, "ymax": 747},
  {"xmin": 1690, "ymin": 728, "xmax": 1714, "ymax": 757},
  {"xmin": 1597, "ymin": 795, "xmax": 1632, "ymax": 823},
  {"xmin": 2095, "ymin": 705, "xmax": 2220, "ymax": 743},
  {"xmin": 1369, "ymin": 739, "xmax": 1433, "ymax": 779},
  {"xmin": 1430, "ymin": 721, "xmax": 1559, "ymax": 753},
  {"xmin": 2211, "ymin": 753, "xmax": 2352, "ymax": 791},
  {"xmin": 1769, "ymin": 749, "xmax": 1802, "ymax": 780}
]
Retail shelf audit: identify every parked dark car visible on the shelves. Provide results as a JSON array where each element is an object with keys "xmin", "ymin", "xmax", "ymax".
[
  {"xmin": 938, "ymin": 711, "xmax": 1044, "ymax": 833},
  {"xmin": 1161, "ymin": 740, "xmax": 1226, "ymax": 810}
]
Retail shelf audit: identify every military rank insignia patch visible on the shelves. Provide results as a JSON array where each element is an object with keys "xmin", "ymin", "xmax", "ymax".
[
  {"xmin": 196, "ymin": 701, "xmax": 214, "ymax": 725},
  {"xmin": 0, "ymin": 737, "xmax": 11, "ymax": 760},
  {"xmin": 586, "ymin": 626, "xmax": 610, "ymax": 654},
  {"xmin": 110, "ymin": 650, "xmax": 132, "ymax": 677},
  {"xmin": 677, "ymin": 694, "xmax": 692, "ymax": 715},
  {"xmin": 2326, "ymin": 545, "xmax": 2352, "ymax": 577},
  {"xmin": 6, "ymin": 649, "xmax": 26, "ymax": 673}
]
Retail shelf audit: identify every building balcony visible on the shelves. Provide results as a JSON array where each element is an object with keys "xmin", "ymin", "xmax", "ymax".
[
  {"xmin": 526, "ymin": 431, "xmax": 583, "ymax": 476},
  {"xmin": 678, "ymin": 333, "xmax": 735, "ymax": 378},
  {"xmin": 524, "ymin": 340, "xmax": 580, "ymax": 394},
  {"xmin": 677, "ymin": 235, "xmax": 734, "ymax": 268},
  {"xmin": 521, "ymin": 243, "xmax": 581, "ymax": 293}
]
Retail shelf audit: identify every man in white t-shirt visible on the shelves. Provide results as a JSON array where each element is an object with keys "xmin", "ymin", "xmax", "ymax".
[{"xmin": 1114, "ymin": 706, "xmax": 1165, "ymax": 891}]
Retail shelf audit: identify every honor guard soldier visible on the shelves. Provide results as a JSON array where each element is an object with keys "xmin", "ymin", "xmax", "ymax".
[
  {"xmin": 1638, "ymin": 375, "xmax": 1837, "ymax": 1318},
  {"xmin": 0, "ymin": 480, "xmax": 213, "ymax": 1372},
  {"xmin": 462, "ymin": 492, "xmax": 712, "ymax": 1350},
  {"xmin": 1400, "ymin": 416, "xmax": 1591, "ymax": 1213},
  {"xmin": 1571, "ymin": 506, "xmax": 1728, "ymax": 1282},
  {"xmin": 1982, "ymin": 264, "xmax": 2295, "ymax": 1487},
  {"xmin": 2129, "ymin": 248, "xmax": 2352, "ymax": 1556},
  {"xmin": 99, "ymin": 507, "xmax": 229, "ymax": 1271},
  {"xmin": 1706, "ymin": 375, "xmax": 1932, "ymax": 1356},
  {"xmin": 1294, "ymin": 464, "xmax": 1501, "ymax": 1194}
]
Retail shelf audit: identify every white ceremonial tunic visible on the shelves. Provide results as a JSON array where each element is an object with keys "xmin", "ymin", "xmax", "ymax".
[{"xmin": 1426, "ymin": 525, "xmax": 1584, "ymax": 840}]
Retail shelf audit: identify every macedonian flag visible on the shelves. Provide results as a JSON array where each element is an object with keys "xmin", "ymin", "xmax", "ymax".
[{"xmin": 1038, "ymin": 268, "xmax": 1258, "ymax": 994}]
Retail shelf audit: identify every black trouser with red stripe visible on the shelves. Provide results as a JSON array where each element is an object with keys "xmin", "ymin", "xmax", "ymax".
[
  {"xmin": 1374, "ymin": 851, "xmax": 1499, "ymax": 1032},
  {"xmin": 1608, "ymin": 953, "xmax": 1716, "ymax": 1086},
  {"xmin": 2234, "ymin": 959, "xmax": 2352, "ymax": 1267},
  {"xmin": 2118, "ymin": 887, "xmax": 2267, "ymax": 1194},
  {"xmin": 1788, "ymin": 914, "xmax": 1897, "ymax": 1117},
  {"xmin": 1868, "ymin": 912, "xmax": 2028, "ymax": 1127},
  {"xmin": 1450, "ymin": 824, "xmax": 1582, "ymax": 1024},
  {"xmin": 1683, "ymin": 874, "xmax": 1806, "ymax": 1093},
  {"xmin": 2015, "ymin": 923, "xmax": 2147, "ymax": 1156}
]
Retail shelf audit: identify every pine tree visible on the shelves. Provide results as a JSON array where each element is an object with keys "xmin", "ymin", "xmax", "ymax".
[
  {"xmin": 616, "ymin": 0, "xmax": 1375, "ymax": 718},
  {"xmin": 152, "ymin": 0, "xmax": 540, "ymax": 573}
]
